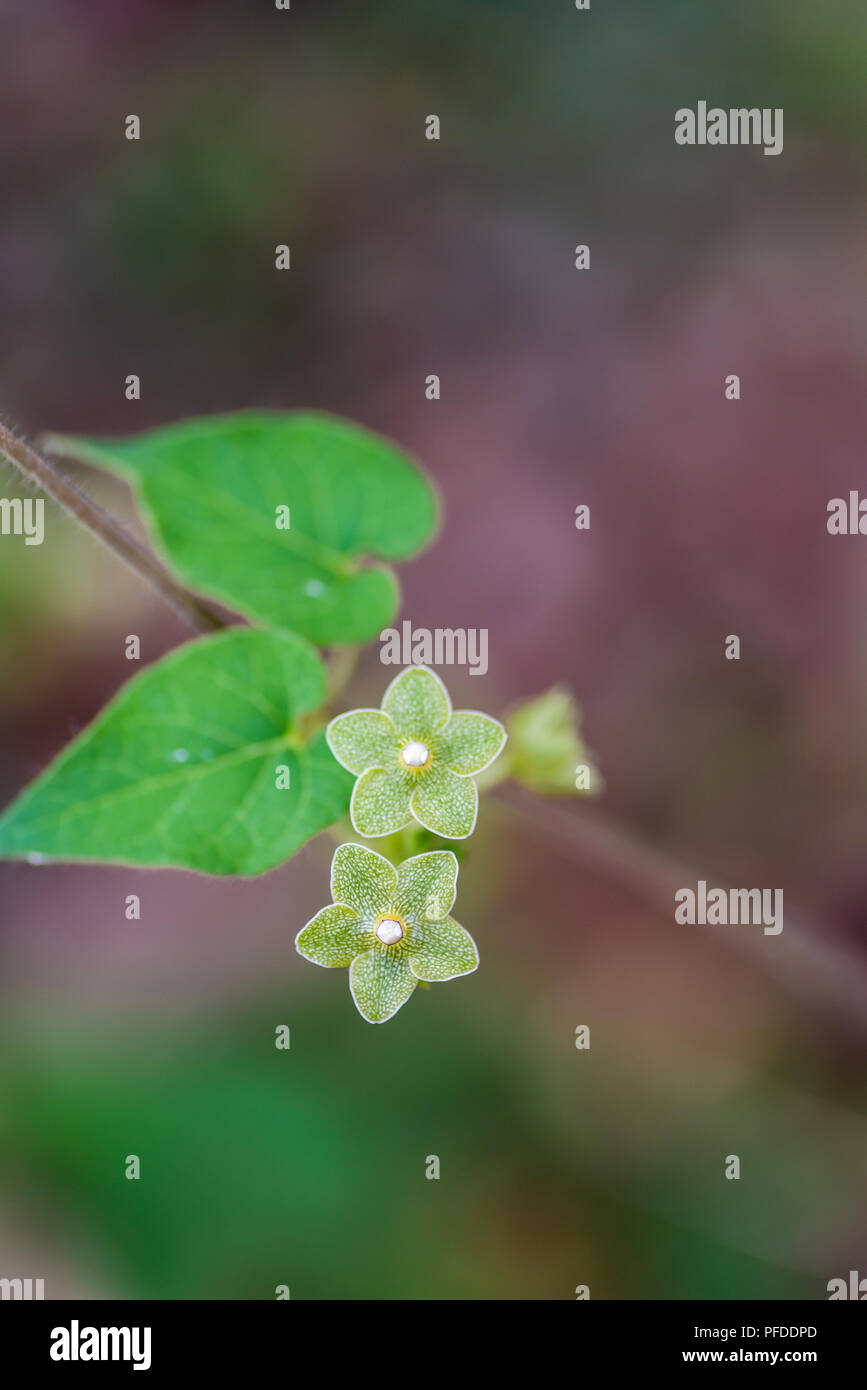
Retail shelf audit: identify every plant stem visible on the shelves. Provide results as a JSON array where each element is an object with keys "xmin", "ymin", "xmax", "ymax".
[
  {"xmin": 0, "ymin": 420, "xmax": 227, "ymax": 634},
  {"xmin": 491, "ymin": 788, "xmax": 867, "ymax": 1039},
  {"xmin": 324, "ymin": 645, "xmax": 360, "ymax": 705}
]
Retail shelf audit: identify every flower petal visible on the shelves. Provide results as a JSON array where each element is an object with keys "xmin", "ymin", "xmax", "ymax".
[
  {"xmin": 295, "ymin": 904, "xmax": 371, "ymax": 968},
  {"xmin": 381, "ymin": 665, "xmax": 451, "ymax": 739},
  {"xmin": 326, "ymin": 709, "xmax": 400, "ymax": 775},
  {"xmin": 410, "ymin": 764, "xmax": 478, "ymax": 838},
  {"xmin": 349, "ymin": 945, "xmax": 418, "ymax": 1023},
  {"xmin": 331, "ymin": 842, "xmax": 397, "ymax": 917},
  {"xmin": 350, "ymin": 766, "xmax": 414, "ymax": 837},
  {"xmin": 394, "ymin": 850, "xmax": 458, "ymax": 923},
  {"xmin": 434, "ymin": 710, "xmax": 507, "ymax": 776},
  {"xmin": 409, "ymin": 915, "xmax": 479, "ymax": 982}
]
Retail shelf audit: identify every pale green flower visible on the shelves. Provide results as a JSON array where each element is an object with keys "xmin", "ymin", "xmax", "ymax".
[
  {"xmin": 295, "ymin": 842, "xmax": 478, "ymax": 1023},
  {"xmin": 505, "ymin": 685, "xmax": 600, "ymax": 796},
  {"xmin": 326, "ymin": 666, "xmax": 506, "ymax": 839}
]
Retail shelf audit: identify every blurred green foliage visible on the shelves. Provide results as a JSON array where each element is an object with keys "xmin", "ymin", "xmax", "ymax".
[{"xmin": 0, "ymin": 993, "xmax": 839, "ymax": 1300}]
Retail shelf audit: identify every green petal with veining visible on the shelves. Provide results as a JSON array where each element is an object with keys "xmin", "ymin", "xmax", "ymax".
[
  {"xmin": 295, "ymin": 903, "xmax": 371, "ymax": 968},
  {"xmin": 410, "ymin": 764, "xmax": 478, "ymax": 838},
  {"xmin": 381, "ymin": 666, "xmax": 451, "ymax": 739},
  {"xmin": 349, "ymin": 946, "xmax": 418, "ymax": 1023},
  {"xmin": 330, "ymin": 842, "xmax": 397, "ymax": 917},
  {"xmin": 326, "ymin": 709, "xmax": 400, "ymax": 775},
  {"xmin": 393, "ymin": 850, "xmax": 458, "ymax": 923},
  {"xmin": 434, "ymin": 710, "xmax": 506, "ymax": 776},
  {"xmin": 350, "ymin": 766, "xmax": 414, "ymax": 837},
  {"xmin": 409, "ymin": 916, "xmax": 479, "ymax": 982}
]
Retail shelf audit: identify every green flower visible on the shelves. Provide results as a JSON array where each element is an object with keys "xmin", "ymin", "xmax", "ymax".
[
  {"xmin": 295, "ymin": 843, "xmax": 478, "ymax": 1023},
  {"xmin": 326, "ymin": 666, "xmax": 506, "ymax": 839},
  {"xmin": 505, "ymin": 685, "xmax": 600, "ymax": 796}
]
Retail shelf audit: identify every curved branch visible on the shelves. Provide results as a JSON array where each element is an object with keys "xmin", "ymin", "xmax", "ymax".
[
  {"xmin": 0, "ymin": 420, "xmax": 227, "ymax": 634},
  {"xmin": 492, "ymin": 788, "xmax": 867, "ymax": 1039}
]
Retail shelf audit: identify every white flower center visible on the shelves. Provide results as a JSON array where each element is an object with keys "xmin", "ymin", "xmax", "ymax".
[
  {"xmin": 401, "ymin": 740, "xmax": 430, "ymax": 769},
  {"xmin": 376, "ymin": 916, "xmax": 404, "ymax": 945}
]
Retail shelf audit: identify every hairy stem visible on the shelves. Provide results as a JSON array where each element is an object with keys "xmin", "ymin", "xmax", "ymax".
[{"xmin": 0, "ymin": 420, "xmax": 227, "ymax": 634}]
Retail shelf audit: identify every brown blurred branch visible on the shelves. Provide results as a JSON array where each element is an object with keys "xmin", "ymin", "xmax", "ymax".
[
  {"xmin": 492, "ymin": 788, "xmax": 867, "ymax": 1039},
  {"xmin": 0, "ymin": 420, "xmax": 227, "ymax": 634}
]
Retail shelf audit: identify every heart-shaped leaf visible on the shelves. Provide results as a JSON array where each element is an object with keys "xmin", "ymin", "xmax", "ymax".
[
  {"xmin": 48, "ymin": 412, "xmax": 438, "ymax": 644},
  {"xmin": 0, "ymin": 629, "xmax": 352, "ymax": 875}
]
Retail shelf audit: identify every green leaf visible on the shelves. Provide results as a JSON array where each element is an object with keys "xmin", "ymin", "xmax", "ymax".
[
  {"xmin": 0, "ymin": 629, "xmax": 352, "ymax": 875},
  {"xmin": 49, "ymin": 411, "xmax": 439, "ymax": 644}
]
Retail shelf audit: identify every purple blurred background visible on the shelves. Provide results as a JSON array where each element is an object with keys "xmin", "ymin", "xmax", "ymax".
[{"xmin": 0, "ymin": 0, "xmax": 865, "ymax": 1299}]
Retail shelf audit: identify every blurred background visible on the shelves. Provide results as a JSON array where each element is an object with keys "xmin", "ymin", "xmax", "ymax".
[{"xmin": 1, "ymin": 0, "xmax": 866, "ymax": 1299}]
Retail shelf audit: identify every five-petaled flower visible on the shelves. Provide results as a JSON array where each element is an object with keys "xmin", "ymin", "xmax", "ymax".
[
  {"xmin": 295, "ymin": 842, "xmax": 478, "ymax": 1022},
  {"xmin": 326, "ymin": 666, "xmax": 506, "ymax": 839}
]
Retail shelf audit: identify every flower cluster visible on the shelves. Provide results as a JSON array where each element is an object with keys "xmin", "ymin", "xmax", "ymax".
[{"xmin": 295, "ymin": 665, "xmax": 507, "ymax": 1023}]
